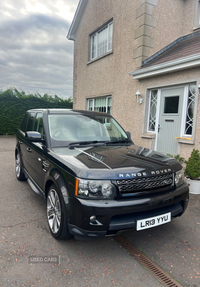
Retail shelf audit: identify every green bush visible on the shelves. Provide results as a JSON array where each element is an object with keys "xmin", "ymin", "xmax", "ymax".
[
  {"xmin": 0, "ymin": 88, "xmax": 73, "ymax": 135},
  {"xmin": 185, "ymin": 149, "xmax": 200, "ymax": 180}
]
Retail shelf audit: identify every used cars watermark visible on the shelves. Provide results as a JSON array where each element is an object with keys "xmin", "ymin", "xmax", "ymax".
[{"xmin": 29, "ymin": 256, "xmax": 60, "ymax": 264}]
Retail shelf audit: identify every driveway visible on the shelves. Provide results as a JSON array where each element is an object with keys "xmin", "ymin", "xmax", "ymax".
[{"xmin": 0, "ymin": 136, "xmax": 199, "ymax": 287}]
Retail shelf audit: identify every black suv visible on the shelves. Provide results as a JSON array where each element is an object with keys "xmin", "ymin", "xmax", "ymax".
[{"xmin": 15, "ymin": 109, "xmax": 189, "ymax": 240}]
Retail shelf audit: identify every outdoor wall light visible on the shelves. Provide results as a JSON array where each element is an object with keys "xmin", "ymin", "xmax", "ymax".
[{"xmin": 135, "ymin": 91, "xmax": 143, "ymax": 104}]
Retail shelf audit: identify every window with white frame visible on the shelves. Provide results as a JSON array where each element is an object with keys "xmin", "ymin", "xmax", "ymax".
[
  {"xmin": 87, "ymin": 96, "xmax": 112, "ymax": 114},
  {"xmin": 194, "ymin": 0, "xmax": 200, "ymax": 28},
  {"xmin": 90, "ymin": 21, "xmax": 113, "ymax": 60},
  {"xmin": 148, "ymin": 90, "xmax": 158, "ymax": 132},
  {"xmin": 184, "ymin": 84, "xmax": 196, "ymax": 136}
]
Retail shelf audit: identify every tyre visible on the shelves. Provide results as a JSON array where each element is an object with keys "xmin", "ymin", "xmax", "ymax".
[
  {"xmin": 15, "ymin": 152, "xmax": 26, "ymax": 181},
  {"xmin": 46, "ymin": 184, "xmax": 72, "ymax": 240}
]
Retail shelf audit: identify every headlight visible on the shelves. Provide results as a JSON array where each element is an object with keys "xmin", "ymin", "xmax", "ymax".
[
  {"xmin": 175, "ymin": 169, "xmax": 185, "ymax": 187},
  {"xmin": 75, "ymin": 179, "xmax": 117, "ymax": 199}
]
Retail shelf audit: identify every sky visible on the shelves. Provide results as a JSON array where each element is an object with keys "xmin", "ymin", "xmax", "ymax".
[{"xmin": 0, "ymin": 0, "xmax": 79, "ymax": 99}]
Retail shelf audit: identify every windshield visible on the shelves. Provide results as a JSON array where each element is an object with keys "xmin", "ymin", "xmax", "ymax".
[{"xmin": 48, "ymin": 114, "xmax": 129, "ymax": 147}]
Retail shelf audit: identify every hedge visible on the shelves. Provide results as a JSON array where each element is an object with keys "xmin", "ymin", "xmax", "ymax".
[{"xmin": 0, "ymin": 88, "xmax": 73, "ymax": 135}]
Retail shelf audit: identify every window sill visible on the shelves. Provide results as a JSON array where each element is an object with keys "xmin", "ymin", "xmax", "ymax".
[
  {"xmin": 175, "ymin": 137, "xmax": 194, "ymax": 145},
  {"xmin": 87, "ymin": 51, "xmax": 113, "ymax": 65},
  {"xmin": 193, "ymin": 26, "xmax": 200, "ymax": 31},
  {"xmin": 140, "ymin": 133, "xmax": 156, "ymax": 139}
]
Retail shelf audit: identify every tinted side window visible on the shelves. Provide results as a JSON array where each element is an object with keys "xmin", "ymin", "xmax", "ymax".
[
  {"xmin": 19, "ymin": 113, "xmax": 29, "ymax": 132},
  {"xmin": 33, "ymin": 113, "xmax": 44, "ymax": 138},
  {"xmin": 26, "ymin": 112, "xmax": 36, "ymax": 132}
]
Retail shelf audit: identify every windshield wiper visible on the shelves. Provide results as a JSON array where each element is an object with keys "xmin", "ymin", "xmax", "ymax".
[
  {"xmin": 68, "ymin": 140, "xmax": 104, "ymax": 149},
  {"xmin": 68, "ymin": 139, "xmax": 132, "ymax": 149}
]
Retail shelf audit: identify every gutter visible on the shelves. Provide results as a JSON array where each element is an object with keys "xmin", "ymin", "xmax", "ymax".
[{"xmin": 129, "ymin": 53, "xmax": 200, "ymax": 79}]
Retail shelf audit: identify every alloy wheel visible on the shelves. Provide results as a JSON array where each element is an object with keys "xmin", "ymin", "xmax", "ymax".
[
  {"xmin": 47, "ymin": 188, "xmax": 61, "ymax": 234},
  {"xmin": 16, "ymin": 153, "xmax": 21, "ymax": 178}
]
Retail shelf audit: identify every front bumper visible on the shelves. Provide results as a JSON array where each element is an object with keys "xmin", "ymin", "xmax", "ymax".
[{"xmin": 67, "ymin": 183, "xmax": 189, "ymax": 238}]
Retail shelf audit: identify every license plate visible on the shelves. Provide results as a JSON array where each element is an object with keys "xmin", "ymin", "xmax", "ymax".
[{"xmin": 136, "ymin": 212, "xmax": 171, "ymax": 231}]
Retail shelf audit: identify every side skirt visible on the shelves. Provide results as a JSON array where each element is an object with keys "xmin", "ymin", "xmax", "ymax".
[{"xmin": 23, "ymin": 168, "xmax": 45, "ymax": 198}]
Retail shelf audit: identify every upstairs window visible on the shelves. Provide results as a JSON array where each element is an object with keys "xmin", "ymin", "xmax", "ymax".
[{"xmin": 90, "ymin": 21, "xmax": 113, "ymax": 60}]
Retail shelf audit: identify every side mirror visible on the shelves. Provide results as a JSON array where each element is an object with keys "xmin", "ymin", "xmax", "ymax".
[
  {"xmin": 126, "ymin": 131, "xmax": 131, "ymax": 139},
  {"xmin": 25, "ymin": 131, "xmax": 44, "ymax": 143}
]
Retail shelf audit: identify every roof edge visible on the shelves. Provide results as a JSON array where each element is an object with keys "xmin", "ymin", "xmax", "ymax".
[
  {"xmin": 129, "ymin": 53, "xmax": 200, "ymax": 79},
  {"xmin": 142, "ymin": 30, "xmax": 200, "ymax": 67},
  {"xmin": 67, "ymin": 0, "xmax": 88, "ymax": 41}
]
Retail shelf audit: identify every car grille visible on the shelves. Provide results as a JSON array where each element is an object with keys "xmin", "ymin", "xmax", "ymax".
[{"xmin": 116, "ymin": 173, "xmax": 173, "ymax": 195}]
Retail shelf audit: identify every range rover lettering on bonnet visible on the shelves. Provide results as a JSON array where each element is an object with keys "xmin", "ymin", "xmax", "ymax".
[{"xmin": 118, "ymin": 168, "xmax": 172, "ymax": 178}]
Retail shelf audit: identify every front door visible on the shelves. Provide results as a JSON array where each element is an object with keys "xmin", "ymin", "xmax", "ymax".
[{"xmin": 156, "ymin": 87, "xmax": 184, "ymax": 155}]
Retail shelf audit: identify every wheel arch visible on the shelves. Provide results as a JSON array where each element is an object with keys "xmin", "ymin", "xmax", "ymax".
[
  {"xmin": 15, "ymin": 147, "xmax": 20, "ymax": 159},
  {"xmin": 45, "ymin": 168, "xmax": 74, "ymax": 203},
  {"xmin": 15, "ymin": 148, "xmax": 18, "ymax": 158},
  {"xmin": 15, "ymin": 143, "xmax": 24, "ymax": 162},
  {"xmin": 15, "ymin": 147, "xmax": 26, "ymax": 181},
  {"xmin": 46, "ymin": 175, "xmax": 73, "ymax": 240}
]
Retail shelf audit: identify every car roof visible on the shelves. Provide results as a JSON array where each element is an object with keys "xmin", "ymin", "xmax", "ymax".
[{"xmin": 27, "ymin": 109, "xmax": 112, "ymax": 117}]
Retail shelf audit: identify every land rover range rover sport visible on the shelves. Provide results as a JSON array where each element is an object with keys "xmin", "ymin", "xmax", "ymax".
[{"xmin": 15, "ymin": 109, "xmax": 189, "ymax": 240}]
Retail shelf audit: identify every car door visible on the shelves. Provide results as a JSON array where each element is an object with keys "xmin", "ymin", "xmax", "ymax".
[
  {"xmin": 21, "ymin": 111, "xmax": 36, "ymax": 175},
  {"xmin": 17, "ymin": 112, "xmax": 29, "ymax": 169},
  {"xmin": 27, "ymin": 112, "xmax": 46, "ymax": 189}
]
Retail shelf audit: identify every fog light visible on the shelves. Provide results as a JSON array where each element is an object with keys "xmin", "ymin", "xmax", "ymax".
[{"xmin": 90, "ymin": 215, "xmax": 96, "ymax": 223}]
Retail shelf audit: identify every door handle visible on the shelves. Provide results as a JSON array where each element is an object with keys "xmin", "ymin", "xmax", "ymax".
[
  {"xmin": 27, "ymin": 147, "xmax": 32, "ymax": 153},
  {"xmin": 158, "ymin": 124, "xmax": 161, "ymax": 133}
]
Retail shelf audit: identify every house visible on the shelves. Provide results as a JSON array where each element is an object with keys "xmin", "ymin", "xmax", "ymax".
[{"xmin": 67, "ymin": 0, "xmax": 200, "ymax": 158}]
